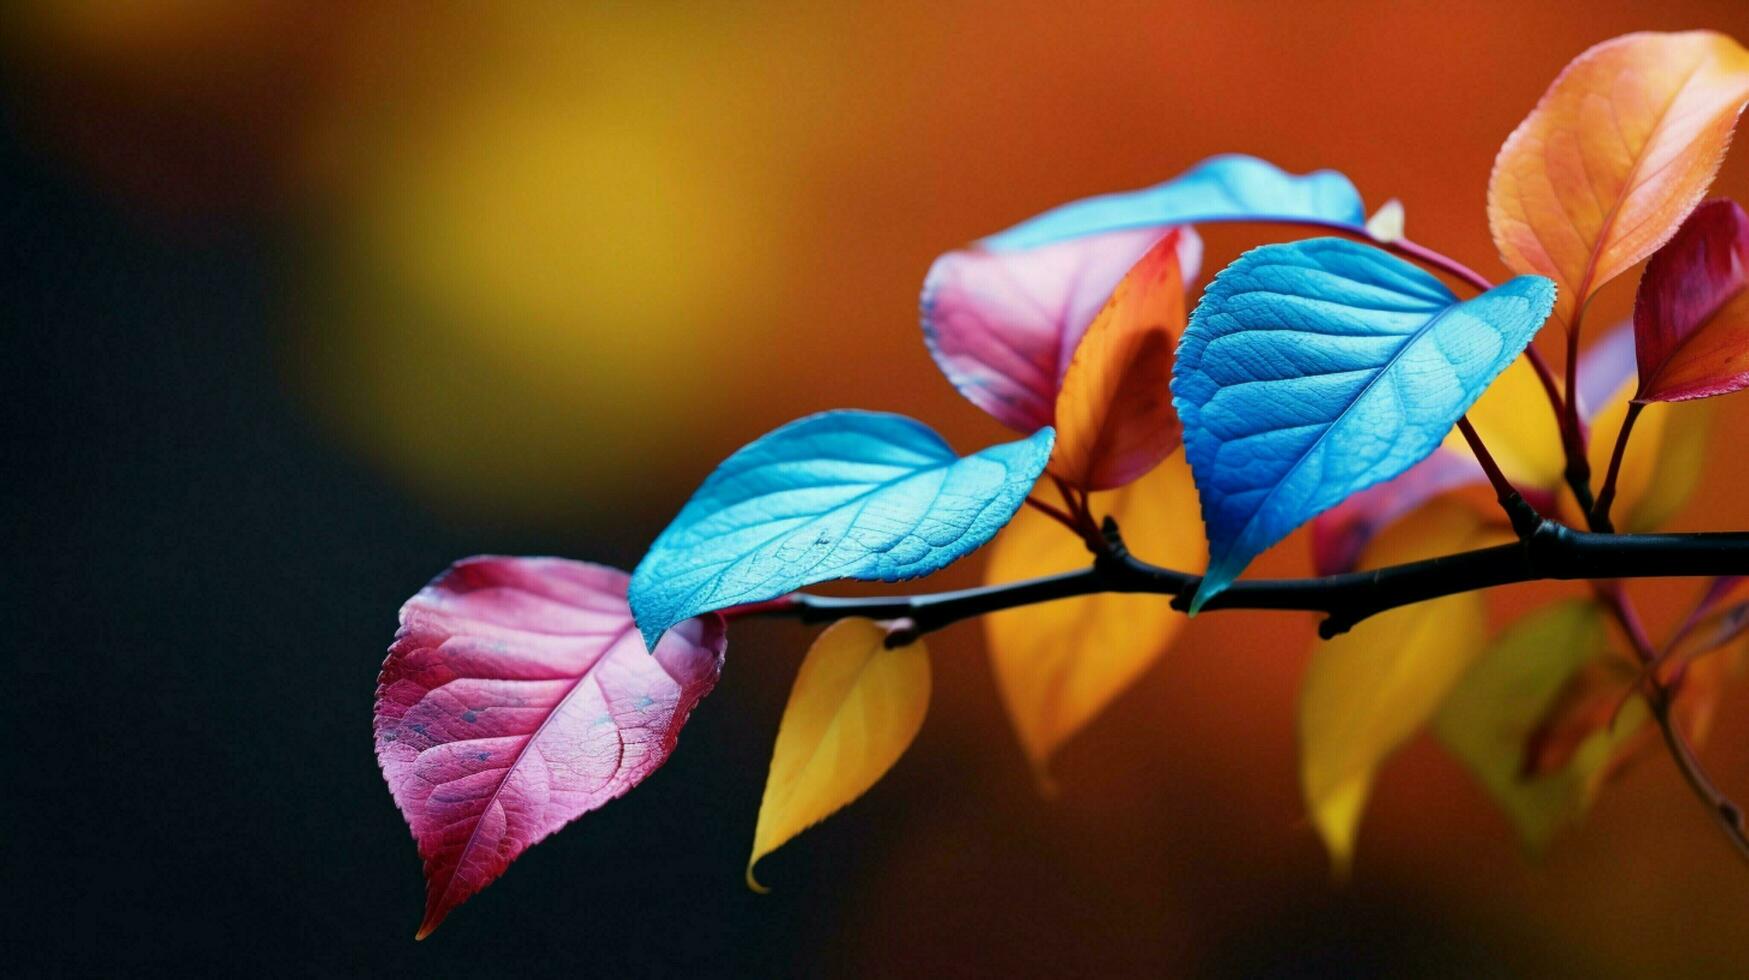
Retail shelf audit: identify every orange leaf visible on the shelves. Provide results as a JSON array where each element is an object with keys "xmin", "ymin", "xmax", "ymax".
[
  {"xmin": 1048, "ymin": 229, "xmax": 1186, "ymax": 491},
  {"xmin": 985, "ymin": 449, "xmax": 1205, "ymax": 787},
  {"xmin": 1488, "ymin": 31, "xmax": 1749, "ymax": 327}
]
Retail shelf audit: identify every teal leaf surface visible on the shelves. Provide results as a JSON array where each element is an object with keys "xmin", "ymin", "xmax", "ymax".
[
  {"xmin": 630, "ymin": 411, "xmax": 1054, "ymax": 648},
  {"xmin": 1171, "ymin": 239, "xmax": 1555, "ymax": 611},
  {"xmin": 981, "ymin": 154, "xmax": 1366, "ymax": 251}
]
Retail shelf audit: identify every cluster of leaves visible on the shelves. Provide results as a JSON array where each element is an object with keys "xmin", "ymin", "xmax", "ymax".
[{"xmin": 375, "ymin": 31, "xmax": 1749, "ymax": 938}]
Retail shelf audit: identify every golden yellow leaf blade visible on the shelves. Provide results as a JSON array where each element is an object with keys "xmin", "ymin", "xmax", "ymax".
[
  {"xmin": 747, "ymin": 618, "xmax": 930, "ymax": 891},
  {"xmin": 1298, "ymin": 498, "xmax": 1507, "ymax": 873},
  {"xmin": 986, "ymin": 449, "xmax": 1205, "ymax": 788},
  {"xmin": 1488, "ymin": 31, "xmax": 1749, "ymax": 325}
]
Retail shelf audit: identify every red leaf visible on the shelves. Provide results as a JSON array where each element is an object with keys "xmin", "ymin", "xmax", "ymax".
[
  {"xmin": 1634, "ymin": 198, "xmax": 1749, "ymax": 402},
  {"xmin": 375, "ymin": 557, "xmax": 726, "ymax": 938}
]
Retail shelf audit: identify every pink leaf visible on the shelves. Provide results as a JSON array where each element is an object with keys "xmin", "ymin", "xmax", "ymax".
[
  {"xmin": 922, "ymin": 226, "xmax": 1202, "ymax": 432},
  {"xmin": 1633, "ymin": 198, "xmax": 1749, "ymax": 402},
  {"xmin": 375, "ymin": 556, "xmax": 726, "ymax": 939}
]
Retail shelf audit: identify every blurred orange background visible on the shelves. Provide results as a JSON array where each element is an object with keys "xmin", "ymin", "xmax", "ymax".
[{"xmin": 10, "ymin": 1, "xmax": 1749, "ymax": 975}]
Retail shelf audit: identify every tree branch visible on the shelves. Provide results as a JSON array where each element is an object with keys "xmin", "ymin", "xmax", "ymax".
[{"xmin": 739, "ymin": 518, "xmax": 1749, "ymax": 644}]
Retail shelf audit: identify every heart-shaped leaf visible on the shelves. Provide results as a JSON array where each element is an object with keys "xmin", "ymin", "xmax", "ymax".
[
  {"xmin": 630, "ymin": 411, "xmax": 1054, "ymax": 648},
  {"xmin": 1488, "ymin": 30, "xmax": 1749, "ymax": 327},
  {"xmin": 747, "ymin": 618, "xmax": 929, "ymax": 891},
  {"xmin": 985, "ymin": 449, "xmax": 1206, "ymax": 786},
  {"xmin": 923, "ymin": 227, "xmax": 1201, "ymax": 433},
  {"xmin": 1435, "ymin": 600, "xmax": 1645, "ymax": 852},
  {"xmin": 1300, "ymin": 498, "xmax": 1506, "ymax": 871},
  {"xmin": 375, "ymin": 557, "xmax": 726, "ymax": 939},
  {"xmin": 1049, "ymin": 229, "xmax": 1188, "ymax": 491},
  {"xmin": 1633, "ymin": 198, "xmax": 1749, "ymax": 402},
  {"xmin": 1171, "ymin": 239, "xmax": 1556, "ymax": 611},
  {"xmin": 980, "ymin": 153, "xmax": 1366, "ymax": 251}
]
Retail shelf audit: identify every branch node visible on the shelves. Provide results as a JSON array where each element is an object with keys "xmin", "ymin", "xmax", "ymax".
[
  {"xmin": 1318, "ymin": 614, "xmax": 1356, "ymax": 640},
  {"xmin": 882, "ymin": 617, "xmax": 920, "ymax": 648}
]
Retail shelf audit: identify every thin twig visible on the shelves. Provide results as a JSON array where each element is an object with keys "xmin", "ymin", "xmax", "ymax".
[
  {"xmin": 1590, "ymin": 401, "xmax": 1645, "ymax": 534},
  {"xmin": 1455, "ymin": 415, "xmax": 1540, "ymax": 538},
  {"xmin": 1592, "ymin": 581, "xmax": 1749, "ymax": 868}
]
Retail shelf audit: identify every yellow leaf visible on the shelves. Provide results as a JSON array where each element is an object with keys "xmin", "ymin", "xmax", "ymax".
[
  {"xmin": 1434, "ymin": 601, "xmax": 1646, "ymax": 852},
  {"xmin": 1299, "ymin": 498, "xmax": 1508, "ymax": 873},
  {"xmin": 747, "ymin": 618, "xmax": 930, "ymax": 891},
  {"xmin": 1489, "ymin": 31, "xmax": 1749, "ymax": 327},
  {"xmin": 1440, "ymin": 354, "xmax": 1566, "ymax": 489},
  {"xmin": 1562, "ymin": 378, "xmax": 1716, "ymax": 531},
  {"xmin": 986, "ymin": 449, "xmax": 1205, "ymax": 788},
  {"xmin": 1049, "ymin": 229, "xmax": 1186, "ymax": 492}
]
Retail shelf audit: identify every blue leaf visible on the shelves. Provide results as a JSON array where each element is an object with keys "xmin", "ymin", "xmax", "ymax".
[
  {"xmin": 1171, "ymin": 239, "xmax": 1556, "ymax": 611},
  {"xmin": 629, "ymin": 411, "xmax": 1055, "ymax": 648},
  {"xmin": 981, "ymin": 154, "xmax": 1367, "ymax": 252}
]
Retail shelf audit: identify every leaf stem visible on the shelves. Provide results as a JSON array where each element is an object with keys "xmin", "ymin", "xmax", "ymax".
[
  {"xmin": 1590, "ymin": 401, "xmax": 1645, "ymax": 534},
  {"xmin": 1024, "ymin": 494, "xmax": 1082, "ymax": 533},
  {"xmin": 1562, "ymin": 309, "xmax": 1596, "ymax": 518},
  {"xmin": 1455, "ymin": 415, "xmax": 1539, "ymax": 538}
]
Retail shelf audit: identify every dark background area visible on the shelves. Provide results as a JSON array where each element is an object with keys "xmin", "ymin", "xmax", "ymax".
[{"xmin": 10, "ymin": 4, "xmax": 1749, "ymax": 977}]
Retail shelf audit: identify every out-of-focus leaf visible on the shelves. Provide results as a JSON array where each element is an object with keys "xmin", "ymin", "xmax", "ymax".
[
  {"xmin": 1310, "ymin": 450, "xmax": 1491, "ymax": 576},
  {"xmin": 1441, "ymin": 355, "xmax": 1568, "ymax": 489},
  {"xmin": 1567, "ymin": 378, "xmax": 1716, "ymax": 532},
  {"xmin": 747, "ymin": 618, "xmax": 929, "ymax": 891},
  {"xmin": 981, "ymin": 154, "xmax": 1366, "ymax": 251},
  {"xmin": 1365, "ymin": 199, "xmax": 1405, "ymax": 243},
  {"xmin": 375, "ymin": 557, "xmax": 726, "ymax": 938},
  {"xmin": 1633, "ymin": 198, "xmax": 1749, "ymax": 402},
  {"xmin": 1049, "ymin": 229, "xmax": 1187, "ymax": 491},
  {"xmin": 1488, "ymin": 31, "xmax": 1749, "ymax": 326},
  {"xmin": 1668, "ymin": 596, "xmax": 1749, "ymax": 673},
  {"xmin": 1172, "ymin": 239, "xmax": 1555, "ymax": 611},
  {"xmin": 1518, "ymin": 659, "xmax": 1641, "ymax": 779},
  {"xmin": 629, "ymin": 411, "xmax": 1053, "ymax": 649},
  {"xmin": 1299, "ymin": 498, "xmax": 1506, "ymax": 871},
  {"xmin": 985, "ymin": 450, "xmax": 1206, "ymax": 786},
  {"xmin": 1435, "ymin": 601, "xmax": 1645, "ymax": 852},
  {"xmin": 922, "ymin": 227, "xmax": 1201, "ymax": 433},
  {"xmin": 1674, "ymin": 633, "xmax": 1748, "ymax": 747}
]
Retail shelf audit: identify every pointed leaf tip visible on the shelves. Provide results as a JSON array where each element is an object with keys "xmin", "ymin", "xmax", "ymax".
[
  {"xmin": 1172, "ymin": 239, "xmax": 1554, "ymax": 609},
  {"xmin": 747, "ymin": 619, "xmax": 930, "ymax": 888},
  {"xmin": 629, "ymin": 411, "xmax": 1052, "ymax": 640}
]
